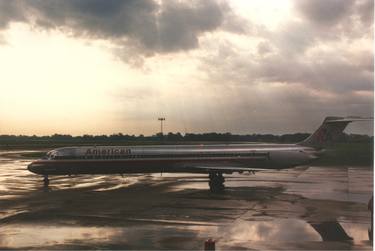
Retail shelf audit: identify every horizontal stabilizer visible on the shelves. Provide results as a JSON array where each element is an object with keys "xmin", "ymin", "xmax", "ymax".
[{"xmin": 324, "ymin": 116, "xmax": 373, "ymax": 123}]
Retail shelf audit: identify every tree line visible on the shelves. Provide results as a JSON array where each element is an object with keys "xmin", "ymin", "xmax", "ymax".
[{"xmin": 0, "ymin": 132, "xmax": 372, "ymax": 144}]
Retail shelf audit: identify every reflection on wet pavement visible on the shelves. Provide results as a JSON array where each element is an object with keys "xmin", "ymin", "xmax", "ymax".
[
  {"xmin": 222, "ymin": 219, "xmax": 321, "ymax": 242},
  {"xmin": 0, "ymin": 150, "xmax": 373, "ymax": 250}
]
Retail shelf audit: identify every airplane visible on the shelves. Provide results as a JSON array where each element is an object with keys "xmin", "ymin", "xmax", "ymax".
[{"xmin": 27, "ymin": 116, "xmax": 372, "ymax": 192}]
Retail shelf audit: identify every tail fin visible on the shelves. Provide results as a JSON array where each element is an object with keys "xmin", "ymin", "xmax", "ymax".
[{"xmin": 298, "ymin": 116, "xmax": 373, "ymax": 148}]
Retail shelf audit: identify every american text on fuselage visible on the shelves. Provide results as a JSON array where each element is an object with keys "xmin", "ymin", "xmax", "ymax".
[{"xmin": 85, "ymin": 148, "xmax": 131, "ymax": 157}]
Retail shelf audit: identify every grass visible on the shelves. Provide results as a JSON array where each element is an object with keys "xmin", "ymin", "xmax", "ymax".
[
  {"xmin": 19, "ymin": 152, "xmax": 47, "ymax": 158},
  {"xmin": 314, "ymin": 142, "xmax": 373, "ymax": 166}
]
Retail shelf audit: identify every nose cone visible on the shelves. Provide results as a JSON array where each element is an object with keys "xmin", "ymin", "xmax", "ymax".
[{"xmin": 27, "ymin": 163, "xmax": 34, "ymax": 172}]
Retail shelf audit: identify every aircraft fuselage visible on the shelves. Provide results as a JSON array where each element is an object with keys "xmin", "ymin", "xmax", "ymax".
[{"xmin": 28, "ymin": 144, "xmax": 317, "ymax": 175}]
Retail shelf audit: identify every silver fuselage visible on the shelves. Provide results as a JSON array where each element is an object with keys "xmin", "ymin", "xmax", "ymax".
[{"xmin": 28, "ymin": 143, "xmax": 318, "ymax": 175}]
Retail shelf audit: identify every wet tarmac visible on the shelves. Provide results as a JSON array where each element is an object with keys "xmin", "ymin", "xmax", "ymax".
[{"xmin": 0, "ymin": 150, "xmax": 373, "ymax": 250}]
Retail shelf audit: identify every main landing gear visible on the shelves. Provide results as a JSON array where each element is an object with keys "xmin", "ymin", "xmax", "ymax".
[
  {"xmin": 43, "ymin": 175, "xmax": 49, "ymax": 187},
  {"xmin": 209, "ymin": 172, "xmax": 225, "ymax": 193}
]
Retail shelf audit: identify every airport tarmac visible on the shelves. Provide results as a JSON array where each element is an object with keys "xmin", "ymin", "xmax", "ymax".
[{"xmin": 0, "ymin": 150, "xmax": 373, "ymax": 250}]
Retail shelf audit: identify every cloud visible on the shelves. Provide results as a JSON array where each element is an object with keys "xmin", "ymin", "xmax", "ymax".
[
  {"xmin": 258, "ymin": 51, "xmax": 373, "ymax": 93},
  {"xmin": 199, "ymin": 0, "xmax": 373, "ymax": 92},
  {"xmin": 194, "ymin": 0, "xmax": 373, "ymax": 133},
  {"xmin": 294, "ymin": 0, "xmax": 355, "ymax": 27},
  {"xmin": 293, "ymin": 0, "xmax": 373, "ymax": 41},
  {"xmin": 0, "ymin": 0, "xmax": 244, "ymax": 56},
  {"xmin": 18, "ymin": 0, "xmax": 160, "ymax": 48},
  {"xmin": 157, "ymin": 1, "xmax": 224, "ymax": 52},
  {"xmin": 0, "ymin": 0, "xmax": 372, "ymax": 135},
  {"xmin": 0, "ymin": 0, "xmax": 25, "ymax": 28},
  {"xmin": 356, "ymin": 0, "xmax": 374, "ymax": 25},
  {"xmin": 257, "ymin": 41, "xmax": 273, "ymax": 56},
  {"xmin": 202, "ymin": 37, "xmax": 373, "ymax": 94},
  {"xmin": 295, "ymin": 0, "xmax": 374, "ymax": 29}
]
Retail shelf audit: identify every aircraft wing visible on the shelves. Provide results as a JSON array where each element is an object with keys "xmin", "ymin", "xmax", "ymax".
[{"xmin": 178, "ymin": 165, "xmax": 270, "ymax": 173}]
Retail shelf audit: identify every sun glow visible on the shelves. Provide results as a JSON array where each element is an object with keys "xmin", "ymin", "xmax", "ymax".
[
  {"xmin": 229, "ymin": 0, "xmax": 293, "ymax": 30},
  {"xmin": 0, "ymin": 24, "xmax": 130, "ymax": 135}
]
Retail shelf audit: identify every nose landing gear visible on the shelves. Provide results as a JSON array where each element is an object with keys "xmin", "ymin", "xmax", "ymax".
[{"xmin": 209, "ymin": 172, "xmax": 225, "ymax": 193}]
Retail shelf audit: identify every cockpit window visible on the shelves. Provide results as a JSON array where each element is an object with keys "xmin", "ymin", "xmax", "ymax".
[{"xmin": 45, "ymin": 150, "xmax": 57, "ymax": 160}]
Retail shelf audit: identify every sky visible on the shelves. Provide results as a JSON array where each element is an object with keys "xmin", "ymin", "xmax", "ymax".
[{"xmin": 0, "ymin": 0, "xmax": 373, "ymax": 136}]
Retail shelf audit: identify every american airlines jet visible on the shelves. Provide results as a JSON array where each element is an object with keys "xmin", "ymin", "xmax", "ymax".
[{"xmin": 27, "ymin": 117, "xmax": 371, "ymax": 192}]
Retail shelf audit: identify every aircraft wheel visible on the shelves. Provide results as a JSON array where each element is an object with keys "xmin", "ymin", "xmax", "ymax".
[
  {"xmin": 43, "ymin": 175, "xmax": 49, "ymax": 187},
  {"xmin": 209, "ymin": 172, "xmax": 225, "ymax": 193}
]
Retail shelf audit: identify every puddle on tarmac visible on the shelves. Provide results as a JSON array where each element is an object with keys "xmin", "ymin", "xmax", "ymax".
[
  {"xmin": 220, "ymin": 219, "xmax": 321, "ymax": 242},
  {"xmin": 0, "ymin": 224, "xmax": 122, "ymax": 248},
  {"xmin": 0, "ymin": 219, "xmax": 370, "ymax": 249}
]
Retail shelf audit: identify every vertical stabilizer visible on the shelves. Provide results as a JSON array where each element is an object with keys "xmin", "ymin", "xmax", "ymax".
[{"xmin": 298, "ymin": 116, "xmax": 372, "ymax": 148}]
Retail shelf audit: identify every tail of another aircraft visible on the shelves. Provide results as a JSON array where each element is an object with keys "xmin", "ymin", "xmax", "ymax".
[{"xmin": 298, "ymin": 116, "xmax": 372, "ymax": 149}]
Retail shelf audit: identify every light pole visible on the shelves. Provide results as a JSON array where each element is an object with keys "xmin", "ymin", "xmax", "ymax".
[{"xmin": 158, "ymin": 117, "xmax": 165, "ymax": 135}]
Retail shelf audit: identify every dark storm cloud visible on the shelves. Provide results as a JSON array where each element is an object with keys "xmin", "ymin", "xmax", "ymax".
[
  {"xmin": 28, "ymin": 0, "xmax": 158, "ymax": 39},
  {"xmin": 294, "ymin": 0, "xmax": 355, "ymax": 27},
  {"xmin": 0, "ymin": 0, "xmax": 25, "ymax": 28},
  {"xmin": 293, "ymin": 0, "xmax": 373, "ymax": 40},
  {"xmin": 295, "ymin": 0, "xmax": 374, "ymax": 28},
  {"xmin": 0, "ymin": 0, "xmax": 239, "ymax": 54},
  {"xmin": 157, "ymin": 1, "xmax": 223, "ymax": 51}
]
